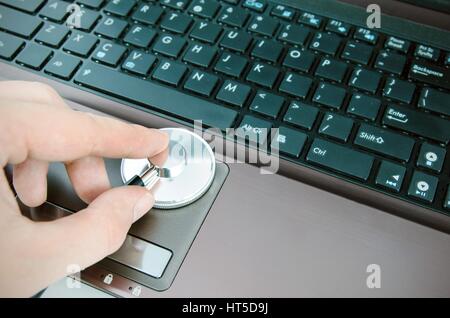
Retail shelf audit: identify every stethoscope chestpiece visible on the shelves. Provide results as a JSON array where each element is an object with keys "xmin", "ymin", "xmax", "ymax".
[{"xmin": 121, "ymin": 128, "xmax": 216, "ymax": 210}]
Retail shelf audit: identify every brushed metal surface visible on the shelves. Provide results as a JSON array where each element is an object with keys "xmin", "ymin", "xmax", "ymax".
[{"xmin": 1, "ymin": 0, "xmax": 450, "ymax": 297}]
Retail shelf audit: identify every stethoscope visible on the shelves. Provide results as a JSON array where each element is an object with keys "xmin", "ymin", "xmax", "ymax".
[{"xmin": 121, "ymin": 128, "xmax": 216, "ymax": 210}]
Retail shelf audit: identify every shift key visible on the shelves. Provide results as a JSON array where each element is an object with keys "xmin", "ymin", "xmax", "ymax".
[
  {"xmin": 307, "ymin": 138, "xmax": 374, "ymax": 180},
  {"xmin": 355, "ymin": 124, "xmax": 415, "ymax": 161}
]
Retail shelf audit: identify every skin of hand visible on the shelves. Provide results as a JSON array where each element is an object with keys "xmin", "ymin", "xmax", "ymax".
[{"xmin": 0, "ymin": 81, "xmax": 169, "ymax": 297}]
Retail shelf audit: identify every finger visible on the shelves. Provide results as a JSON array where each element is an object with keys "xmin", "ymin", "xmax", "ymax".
[
  {"xmin": 0, "ymin": 169, "xmax": 20, "ymax": 213},
  {"xmin": 12, "ymin": 159, "xmax": 48, "ymax": 208},
  {"xmin": 0, "ymin": 102, "xmax": 169, "ymax": 166},
  {"xmin": 0, "ymin": 81, "xmax": 68, "ymax": 108},
  {"xmin": 23, "ymin": 186, "xmax": 154, "ymax": 296},
  {"xmin": 65, "ymin": 157, "xmax": 110, "ymax": 203},
  {"xmin": 149, "ymin": 146, "xmax": 169, "ymax": 167}
]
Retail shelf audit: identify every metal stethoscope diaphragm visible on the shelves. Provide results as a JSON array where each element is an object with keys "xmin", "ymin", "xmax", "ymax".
[{"xmin": 121, "ymin": 128, "xmax": 216, "ymax": 210}]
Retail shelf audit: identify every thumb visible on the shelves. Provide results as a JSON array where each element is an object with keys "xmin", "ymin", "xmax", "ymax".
[{"xmin": 27, "ymin": 186, "xmax": 154, "ymax": 295}]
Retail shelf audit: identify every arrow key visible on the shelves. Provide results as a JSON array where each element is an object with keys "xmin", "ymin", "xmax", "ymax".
[
  {"xmin": 416, "ymin": 143, "xmax": 446, "ymax": 173},
  {"xmin": 376, "ymin": 161, "xmax": 406, "ymax": 192},
  {"xmin": 408, "ymin": 171, "xmax": 438, "ymax": 203}
]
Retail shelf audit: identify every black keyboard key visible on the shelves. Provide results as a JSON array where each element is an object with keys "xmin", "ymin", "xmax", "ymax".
[
  {"xmin": 236, "ymin": 115, "xmax": 272, "ymax": 146},
  {"xmin": 284, "ymin": 101, "xmax": 319, "ymax": 130},
  {"xmin": 183, "ymin": 42, "xmax": 216, "ymax": 68},
  {"xmin": 326, "ymin": 19, "xmax": 350, "ymax": 36},
  {"xmin": 309, "ymin": 32, "xmax": 341, "ymax": 56},
  {"xmin": 383, "ymin": 77, "xmax": 415, "ymax": 104},
  {"xmin": 122, "ymin": 50, "xmax": 156, "ymax": 76},
  {"xmin": 375, "ymin": 50, "xmax": 406, "ymax": 75},
  {"xmin": 270, "ymin": 4, "xmax": 295, "ymax": 20},
  {"xmin": 409, "ymin": 61, "xmax": 450, "ymax": 90},
  {"xmin": 249, "ymin": 91, "xmax": 284, "ymax": 119},
  {"xmin": 35, "ymin": 23, "xmax": 69, "ymax": 48},
  {"xmin": 132, "ymin": 3, "xmax": 163, "ymax": 25},
  {"xmin": 0, "ymin": 5, "xmax": 42, "ymax": 38},
  {"xmin": 184, "ymin": 70, "xmax": 218, "ymax": 96},
  {"xmin": 415, "ymin": 44, "xmax": 440, "ymax": 62},
  {"xmin": 251, "ymin": 39, "xmax": 283, "ymax": 63},
  {"xmin": 75, "ymin": 62, "xmax": 237, "ymax": 129},
  {"xmin": 214, "ymin": 52, "xmax": 247, "ymax": 78},
  {"xmin": 298, "ymin": 12, "xmax": 323, "ymax": 28},
  {"xmin": 152, "ymin": 59, "xmax": 187, "ymax": 86},
  {"xmin": 385, "ymin": 36, "xmax": 410, "ymax": 53},
  {"xmin": 383, "ymin": 105, "xmax": 450, "ymax": 144},
  {"xmin": 77, "ymin": 0, "xmax": 104, "ymax": 9},
  {"xmin": 104, "ymin": 0, "xmax": 136, "ymax": 17},
  {"xmin": 123, "ymin": 24, "xmax": 156, "ymax": 48},
  {"xmin": 39, "ymin": 1, "xmax": 69, "ymax": 22},
  {"xmin": 247, "ymin": 62, "xmax": 279, "ymax": 88},
  {"xmin": 307, "ymin": 138, "xmax": 374, "ymax": 181},
  {"xmin": 218, "ymin": 5, "xmax": 248, "ymax": 27},
  {"xmin": 279, "ymin": 72, "xmax": 312, "ymax": 99},
  {"xmin": 347, "ymin": 93, "xmax": 380, "ymax": 121},
  {"xmin": 190, "ymin": 21, "xmax": 222, "ymax": 44},
  {"xmin": 242, "ymin": 0, "xmax": 267, "ymax": 13},
  {"xmin": 94, "ymin": 16, "xmax": 128, "ymax": 39},
  {"xmin": 44, "ymin": 52, "xmax": 81, "ymax": 79},
  {"xmin": 282, "ymin": 48, "xmax": 315, "ymax": 73},
  {"xmin": 349, "ymin": 67, "xmax": 381, "ymax": 94},
  {"xmin": 159, "ymin": 0, "xmax": 190, "ymax": 10},
  {"xmin": 417, "ymin": 142, "xmax": 446, "ymax": 173},
  {"xmin": 248, "ymin": 15, "xmax": 278, "ymax": 37},
  {"xmin": 0, "ymin": 32, "xmax": 23, "ymax": 60},
  {"xmin": 188, "ymin": 0, "xmax": 220, "ymax": 19},
  {"xmin": 318, "ymin": 112, "xmax": 354, "ymax": 142},
  {"xmin": 313, "ymin": 82, "xmax": 346, "ymax": 109},
  {"xmin": 63, "ymin": 31, "xmax": 97, "ymax": 57},
  {"xmin": 16, "ymin": 43, "xmax": 51, "ymax": 70},
  {"xmin": 342, "ymin": 41, "xmax": 373, "ymax": 65},
  {"xmin": 92, "ymin": 41, "xmax": 126, "ymax": 66},
  {"xmin": 160, "ymin": 12, "xmax": 192, "ymax": 34},
  {"xmin": 152, "ymin": 34, "xmax": 186, "ymax": 58},
  {"xmin": 0, "ymin": 0, "xmax": 44, "ymax": 13},
  {"xmin": 376, "ymin": 161, "xmax": 406, "ymax": 193},
  {"xmin": 278, "ymin": 24, "xmax": 310, "ymax": 46},
  {"xmin": 354, "ymin": 27, "xmax": 378, "ymax": 44},
  {"xmin": 219, "ymin": 30, "xmax": 252, "ymax": 53},
  {"xmin": 272, "ymin": 126, "xmax": 307, "ymax": 158},
  {"xmin": 444, "ymin": 187, "xmax": 450, "ymax": 210},
  {"xmin": 216, "ymin": 80, "xmax": 251, "ymax": 107},
  {"xmin": 418, "ymin": 88, "xmax": 450, "ymax": 116},
  {"xmin": 73, "ymin": 8, "xmax": 100, "ymax": 31},
  {"xmin": 355, "ymin": 124, "xmax": 415, "ymax": 161},
  {"xmin": 315, "ymin": 57, "xmax": 348, "ymax": 83},
  {"xmin": 408, "ymin": 171, "xmax": 438, "ymax": 203}
]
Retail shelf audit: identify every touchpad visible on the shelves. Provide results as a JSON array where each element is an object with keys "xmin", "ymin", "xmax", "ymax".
[{"xmin": 29, "ymin": 159, "xmax": 228, "ymax": 292}]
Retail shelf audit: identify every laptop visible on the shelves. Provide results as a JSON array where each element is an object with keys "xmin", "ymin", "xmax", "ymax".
[{"xmin": 0, "ymin": 0, "xmax": 449, "ymax": 297}]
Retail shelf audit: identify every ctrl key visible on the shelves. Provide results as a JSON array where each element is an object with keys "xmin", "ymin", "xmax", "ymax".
[
  {"xmin": 306, "ymin": 138, "xmax": 374, "ymax": 180},
  {"xmin": 407, "ymin": 171, "xmax": 438, "ymax": 203}
]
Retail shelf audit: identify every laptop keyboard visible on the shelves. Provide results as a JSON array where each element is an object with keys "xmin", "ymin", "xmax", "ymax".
[{"xmin": 0, "ymin": 0, "xmax": 449, "ymax": 221}]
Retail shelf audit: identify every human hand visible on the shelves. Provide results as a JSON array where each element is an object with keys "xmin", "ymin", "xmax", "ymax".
[{"xmin": 0, "ymin": 81, "xmax": 169, "ymax": 297}]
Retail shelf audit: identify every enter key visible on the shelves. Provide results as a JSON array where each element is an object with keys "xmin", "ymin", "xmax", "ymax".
[{"xmin": 355, "ymin": 124, "xmax": 415, "ymax": 161}]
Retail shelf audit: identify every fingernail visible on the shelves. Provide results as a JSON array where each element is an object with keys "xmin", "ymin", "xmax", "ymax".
[{"xmin": 133, "ymin": 192, "xmax": 154, "ymax": 222}]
